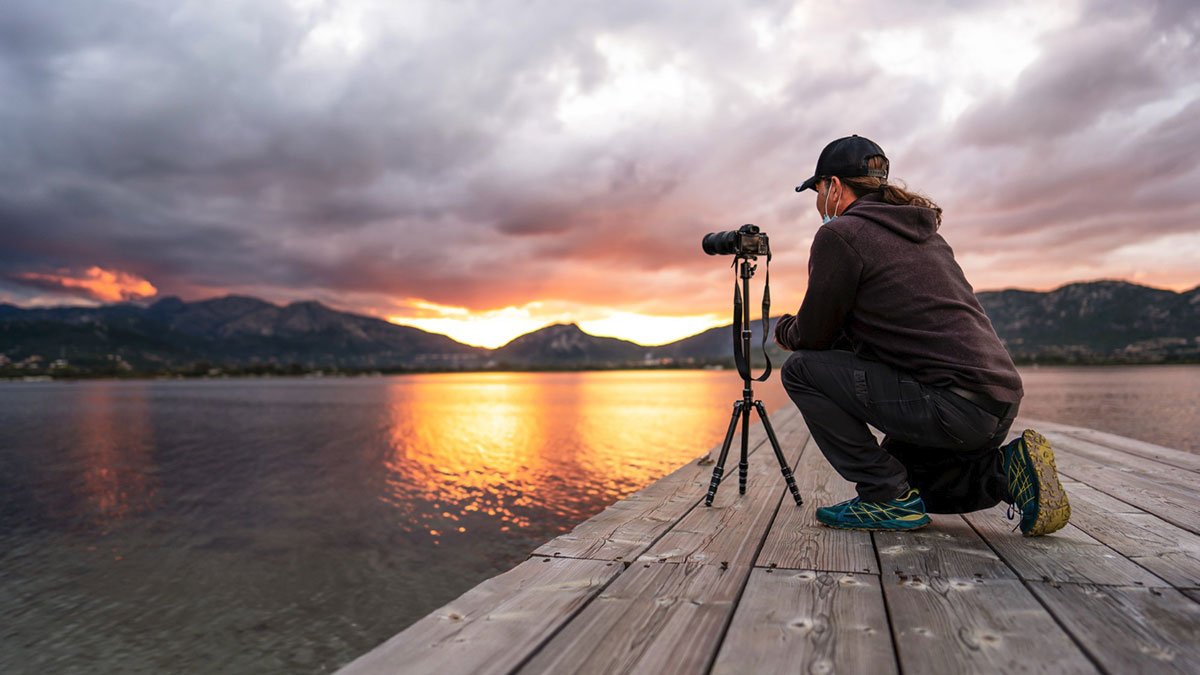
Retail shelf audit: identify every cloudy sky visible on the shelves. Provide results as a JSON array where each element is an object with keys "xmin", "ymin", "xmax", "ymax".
[{"xmin": 1, "ymin": 0, "xmax": 1198, "ymax": 347}]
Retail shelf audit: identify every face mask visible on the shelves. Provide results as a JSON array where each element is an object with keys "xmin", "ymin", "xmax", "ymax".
[{"xmin": 821, "ymin": 181, "xmax": 841, "ymax": 225}]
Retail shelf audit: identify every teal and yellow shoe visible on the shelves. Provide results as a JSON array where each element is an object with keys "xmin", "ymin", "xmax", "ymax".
[
  {"xmin": 1003, "ymin": 429, "xmax": 1071, "ymax": 536},
  {"xmin": 815, "ymin": 488, "xmax": 931, "ymax": 531}
]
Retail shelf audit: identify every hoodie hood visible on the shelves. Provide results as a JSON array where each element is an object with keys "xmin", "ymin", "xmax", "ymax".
[{"xmin": 841, "ymin": 192, "xmax": 939, "ymax": 243}]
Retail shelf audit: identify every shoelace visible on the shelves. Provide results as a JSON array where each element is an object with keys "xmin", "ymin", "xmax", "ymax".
[{"xmin": 1006, "ymin": 502, "xmax": 1023, "ymax": 532}]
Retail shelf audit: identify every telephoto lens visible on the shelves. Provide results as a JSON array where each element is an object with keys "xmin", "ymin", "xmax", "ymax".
[{"xmin": 702, "ymin": 230, "xmax": 739, "ymax": 256}]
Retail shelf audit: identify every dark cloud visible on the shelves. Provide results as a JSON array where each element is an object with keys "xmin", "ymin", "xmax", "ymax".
[{"xmin": 0, "ymin": 0, "xmax": 1197, "ymax": 318}]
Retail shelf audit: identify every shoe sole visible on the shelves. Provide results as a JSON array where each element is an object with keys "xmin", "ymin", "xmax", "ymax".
[
  {"xmin": 1022, "ymin": 429, "xmax": 1071, "ymax": 536},
  {"xmin": 816, "ymin": 517, "xmax": 932, "ymax": 532}
]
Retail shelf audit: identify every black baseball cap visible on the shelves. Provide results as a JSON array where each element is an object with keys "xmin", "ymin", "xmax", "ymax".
[{"xmin": 795, "ymin": 135, "xmax": 889, "ymax": 192}]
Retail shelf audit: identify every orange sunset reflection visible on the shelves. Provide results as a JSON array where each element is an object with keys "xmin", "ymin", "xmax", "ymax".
[
  {"xmin": 59, "ymin": 383, "xmax": 159, "ymax": 528},
  {"xmin": 383, "ymin": 372, "xmax": 550, "ymax": 536},
  {"xmin": 376, "ymin": 371, "xmax": 793, "ymax": 543}
]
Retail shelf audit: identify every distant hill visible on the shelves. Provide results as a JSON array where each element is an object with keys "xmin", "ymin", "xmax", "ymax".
[
  {"xmin": 1, "ymin": 280, "xmax": 1198, "ymax": 376},
  {"xmin": 645, "ymin": 317, "xmax": 791, "ymax": 367},
  {"xmin": 492, "ymin": 323, "xmax": 648, "ymax": 367},
  {"xmin": 977, "ymin": 280, "xmax": 1200, "ymax": 362},
  {"xmin": 0, "ymin": 296, "xmax": 482, "ymax": 372}
]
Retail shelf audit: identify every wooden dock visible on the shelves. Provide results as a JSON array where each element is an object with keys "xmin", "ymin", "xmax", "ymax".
[{"xmin": 339, "ymin": 406, "xmax": 1200, "ymax": 674}]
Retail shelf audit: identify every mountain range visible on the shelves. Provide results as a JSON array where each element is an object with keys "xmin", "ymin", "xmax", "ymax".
[{"xmin": 1, "ymin": 280, "xmax": 1197, "ymax": 375}]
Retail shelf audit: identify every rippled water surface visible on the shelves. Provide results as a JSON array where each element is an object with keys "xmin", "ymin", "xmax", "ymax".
[
  {"xmin": 1018, "ymin": 365, "xmax": 1199, "ymax": 453},
  {"xmin": 1, "ymin": 371, "xmax": 792, "ymax": 673},
  {"xmin": 1, "ymin": 366, "xmax": 1196, "ymax": 672}
]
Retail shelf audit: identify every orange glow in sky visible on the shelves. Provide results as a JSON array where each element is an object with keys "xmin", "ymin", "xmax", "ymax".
[
  {"xmin": 16, "ymin": 266, "xmax": 157, "ymax": 303},
  {"xmin": 578, "ymin": 312, "xmax": 728, "ymax": 346},
  {"xmin": 388, "ymin": 299, "xmax": 728, "ymax": 348},
  {"xmin": 389, "ymin": 301, "xmax": 563, "ymax": 349}
]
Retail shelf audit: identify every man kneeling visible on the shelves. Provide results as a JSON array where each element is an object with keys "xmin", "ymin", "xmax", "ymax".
[{"xmin": 777, "ymin": 135, "xmax": 1069, "ymax": 536}]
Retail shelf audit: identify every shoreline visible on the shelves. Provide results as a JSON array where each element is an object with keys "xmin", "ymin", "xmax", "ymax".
[{"xmin": 4, "ymin": 360, "xmax": 1199, "ymax": 384}]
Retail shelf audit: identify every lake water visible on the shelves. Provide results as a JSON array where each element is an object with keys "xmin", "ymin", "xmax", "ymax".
[{"xmin": 2, "ymin": 366, "xmax": 1197, "ymax": 673}]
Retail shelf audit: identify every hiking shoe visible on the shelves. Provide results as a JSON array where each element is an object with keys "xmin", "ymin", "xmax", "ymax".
[
  {"xmin": 1003, "ymin": 429, "xmax": 1071, "ymax": 536},
  {"xmin": 815, "ymin": 488, "xmax": 931, "ymax": 531}
]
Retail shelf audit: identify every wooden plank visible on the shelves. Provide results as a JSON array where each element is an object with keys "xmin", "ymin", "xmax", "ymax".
[
  {"xmin": 1065, "ymin": 477, "xmax": 1196, "ymax": 547},
  {"xmin": 1063, "ymin": 430, "xmax": 1200, "ymax": 473},
  {"xmin": 516, "ymin": 561, "xmax": 747, "ymax": 675},
  {"xmin": 875, "ymin": 514, "xmax": 1014, "ymax": 580},
  {"xmin": 637, "ymin": 418, "xmax": 808, "ymax": 568},
  {"xmin": 531, "ymin": 488, "xmax": 706, "ymax": 562},
  {"xmin": 884, "ymin": 576, "xmax": 1097, "ymax": 674},
  {"xmin": 964, "ymin": 507, "xmax": 1170, "ymax": 587},
  {"xmin": 338, "ymin": 557, "xmax": 620, "ymax": 675},
  {"xmin": 1029, "ymin": 582, "xmax": 1200, "ymax": 674},
  {"xmin": 532, "ymin": 408, "xmax": 799, "ymax": 562},
  {"xmin": 711, "ymin": 569, "xmax": 896, "ymax": 675},
  {"xmin": 1021, "ymin": 416, "xmax": 1200, "ymax": 474},
  {"xmin": 1060, "ymin": 477, "xmax": 1144, "ymax": 514},
  {"xmin": 755, "ymin": 435, "xmax": 878, "ymax": 574},
  {"xmin": 1135, "ymin": 550, "xmax": 1200, "ymax": 592},
  {"xmin": 1060, "ymin": 480, "xmax": 1200, "ymax": 589}
]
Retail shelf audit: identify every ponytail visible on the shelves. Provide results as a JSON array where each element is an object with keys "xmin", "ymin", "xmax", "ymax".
[{"xmin": 842, "ymin": 156, "xmax": 943, "ymax": 228}]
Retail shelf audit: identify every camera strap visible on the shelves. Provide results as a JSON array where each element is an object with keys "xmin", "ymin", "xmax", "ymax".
[{"xmin": 731, "ymin": 256, "xmax": 772, "ymax": 382}]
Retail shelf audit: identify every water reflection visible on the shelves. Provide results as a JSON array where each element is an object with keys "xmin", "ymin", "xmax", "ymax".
[
  {"xmin": 384, "ymin": 373, "xmax": 550, "ymax": 538},
  {"xmin": 573, "ymin": 371, "xmax": 738, "ymax": 491},
  {"xmin": 1017, "ymin": 365, "xmax": 1200, "ymax": 452},
  {"xmin": 0, "ymin": 371, "xmax": 790, "ymax": 673},
  {"xmin": 59, "ymin": 383, "xmax": 158, "ymax": 529},
  {"xmin": 378, "ymin": 371, "xmax": 792, "ymax": 545}
]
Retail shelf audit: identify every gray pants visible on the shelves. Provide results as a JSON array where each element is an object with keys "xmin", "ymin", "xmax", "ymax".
[{"xmin": 780, "ymin": 349, "xmax": 1014, "ymax": 512}]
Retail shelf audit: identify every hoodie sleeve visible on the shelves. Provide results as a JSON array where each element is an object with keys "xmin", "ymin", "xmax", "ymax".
[{"xmin": 777, "ymin": 226, "xmax": 862, "ymax": 351}]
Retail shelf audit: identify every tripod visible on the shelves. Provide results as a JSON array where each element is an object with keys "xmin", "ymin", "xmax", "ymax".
[{"xmin": 705, "ymin": 256, "xmax": 804, "ymax": 507}]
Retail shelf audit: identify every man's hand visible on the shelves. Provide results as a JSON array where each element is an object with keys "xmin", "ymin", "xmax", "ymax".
[{"xmin": 774, "ymin": 313, "xmax": 797, "ymax": 351}]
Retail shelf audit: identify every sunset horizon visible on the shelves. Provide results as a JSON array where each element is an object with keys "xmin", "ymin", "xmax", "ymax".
[{"xmin": 5, "ymin": 269, "xmax": 1196, "ymax": 350}]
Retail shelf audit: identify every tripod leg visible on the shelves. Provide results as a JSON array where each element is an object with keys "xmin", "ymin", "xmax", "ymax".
[
  {"xmin": 754, "ymin": 401, "xmax": 803, "ymax": 506},
  {"xmin": 739, "ymin": 398, "xmax": 750, "ymax": 495},
  {"xmin": 706, "ymin": 401, "xmax": 743, "ymax": 506}
]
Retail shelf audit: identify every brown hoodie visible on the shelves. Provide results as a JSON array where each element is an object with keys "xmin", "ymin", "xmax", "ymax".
[{"xmin": 774, "ymin": 193, "xmax": 1023, "ymax": 404}]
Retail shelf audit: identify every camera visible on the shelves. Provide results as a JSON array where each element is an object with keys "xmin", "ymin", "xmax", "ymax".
[{"xmin": 702, "ymin": 224, "xmax": 770, "ymax": 257}]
